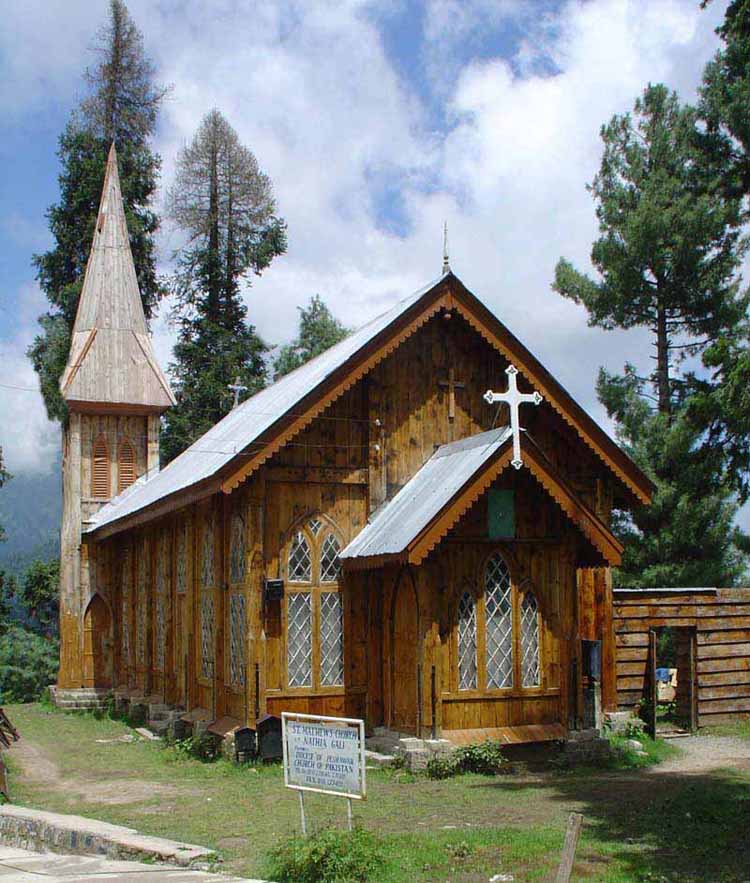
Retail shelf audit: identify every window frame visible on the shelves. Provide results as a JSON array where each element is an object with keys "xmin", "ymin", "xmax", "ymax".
[
  {"xmin": 282, "ymin": 515, "xmax": 345, "ymax": 695},
  {"xmin": 451, "ymin": 550, "xmax": 545, "ymax": 697}
]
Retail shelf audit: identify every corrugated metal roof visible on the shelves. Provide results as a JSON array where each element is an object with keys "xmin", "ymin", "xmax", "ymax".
[
  {"xmin": 341, "ymin": 427, "xmax": 512, "ymax": 561},
  {"xmin": 87, "ymin": 273, "xmax": 448, "ymax": 533}
]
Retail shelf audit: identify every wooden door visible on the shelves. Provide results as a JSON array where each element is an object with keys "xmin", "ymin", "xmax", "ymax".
[
  {"xmin": 390, "ymin": 578, "xmax": 419, "ymax": 733},
  {"xmin": 82, "ymin": 594, "xmax": 112, "ymax": 688}
]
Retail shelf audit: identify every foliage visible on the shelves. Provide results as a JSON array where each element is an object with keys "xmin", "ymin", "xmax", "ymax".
[
  {"xmin": 426, "ymin": 741, "xmax": 506, "ymax": 779},
  {"xmin": 13, "ymin": 558, "xmax": 60, "ymax": 638},
  {"xmin": 0, "ymin": 627, "xmax": 58, "ymax": 703},
  {"xmin": 274, "ymin": 295, "xmax": 350, "ymax": 378},
  {"xmin": 161, "ymin": 110, "xmax": 287, "ymax": 463},
  {"xmin": 165, "ymin": 732, "xmax": 220, "ymax": 763},
  {"xmin": 29, "ymin": 0, "xmax": 165, "ymax": 423},
  {"xmin": 606, "ymin": 732, "xmax": 680, "ymax": 769},
  {"xmin": 554, "ymin": 83, "xmax": 750, "ymax": 586},
  {"xmin": 0, "ymin": 447, "xmax": 10, "ymax": 544},
  {"xmin": 266, "ymin": 827, "xmax": 384, "ymax": 883}
]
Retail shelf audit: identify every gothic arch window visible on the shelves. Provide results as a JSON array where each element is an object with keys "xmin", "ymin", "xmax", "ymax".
[
  {"xmin": 117, "ymin": 438, "xmax": 137, "ymax": 494},
  {"xmin": 92, "ymin": 434, "xmax": 110, "ymax": 498},
  {"xmin": 452, "ymin": 551, "xmax": 544, "ymax": 693},
  {"xmin": 230, "ymin": 512, "xmax": 247, "ymax": 585},
  {"xmin": 284, "ymin": 516, "xmax": 344, "ymax": 691}
]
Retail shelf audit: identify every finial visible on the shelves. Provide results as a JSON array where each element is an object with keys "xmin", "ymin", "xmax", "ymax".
[
  {"xmin": 442, "ymin": 221, "xmax": 450, "ymax": 274},
  {"xmin": 228, "ymin": 375, "xmax": 248, "ymax": 409}
]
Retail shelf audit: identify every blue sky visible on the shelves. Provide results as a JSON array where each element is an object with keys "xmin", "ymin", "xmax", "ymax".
[{"xmin": 0, "ymin": 0, "xmax": 740, "ymax": 540}]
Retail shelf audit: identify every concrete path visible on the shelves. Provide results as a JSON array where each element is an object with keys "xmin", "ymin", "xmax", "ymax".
[
  {"xmin": 0, "ymin": 846, "xmax": 261, "ymax": 882},
  {"xmin": 649, "ymin": 734, "xmax": 750, "ymax": 775}
]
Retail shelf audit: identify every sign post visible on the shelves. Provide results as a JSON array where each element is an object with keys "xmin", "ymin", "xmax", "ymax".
[{"xmin": 282, "ymin": 712, "xmax": 366, "ymax": 834}]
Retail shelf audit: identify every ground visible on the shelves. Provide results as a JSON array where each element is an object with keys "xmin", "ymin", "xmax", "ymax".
[{"xmin": 3, "ymin": 705, "xmax": 750, "ymax": 882}]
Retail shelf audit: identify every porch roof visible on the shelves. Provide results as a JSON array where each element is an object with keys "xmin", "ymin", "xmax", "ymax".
[{"xmin": 341, "ymin": 427, "xmax": 623, "ymax": 570}]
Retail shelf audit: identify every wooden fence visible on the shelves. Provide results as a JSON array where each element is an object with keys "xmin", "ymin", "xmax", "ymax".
[{"xmin": 613, "ymin": 588, "xmax": 750, "ymax": 728}]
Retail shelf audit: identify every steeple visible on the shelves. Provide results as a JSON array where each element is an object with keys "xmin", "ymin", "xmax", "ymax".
[{"xmin": 60, "ymin": 143, "xmax": 174, "ymax": 412}]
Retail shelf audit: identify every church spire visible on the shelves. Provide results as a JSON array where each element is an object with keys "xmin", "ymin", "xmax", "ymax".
[{"xmin": 60, "ymin": 143, "xmax": 174, "ymax": 411}]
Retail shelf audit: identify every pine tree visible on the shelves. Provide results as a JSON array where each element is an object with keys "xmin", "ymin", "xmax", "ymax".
[
  {"xmin": 273, "ymin": 295, "xmax": 350, "ymax": 379},
  {"xmin": 0, "ymin": 447, "xmax": 9, "ymax": 544},
  {"xmin": 161, "ymin": 110, "xmax": 287, "ymax": 464},
  {"xmin": 28, "ymin": 0, "xmax": 166, "ymax": 423},
  {"xmin": 554, "ymin": 84, "xmax": 749, "ymax": 586}
]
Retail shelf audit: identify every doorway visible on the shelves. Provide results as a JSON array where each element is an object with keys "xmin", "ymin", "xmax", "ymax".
[
  {"xmin": 82, "ymin": 594, "xmax": 112, "ymax": 688},
  {"xmin": 649, "ymin": 626, "xmax": 697, "ymax": 735},
  {"xmin": 389, "ymin": 576, "xmax": 419, "ymax": 733}
]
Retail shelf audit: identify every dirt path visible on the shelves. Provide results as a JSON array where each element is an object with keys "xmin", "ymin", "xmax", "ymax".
[
  {"xmin": 8, "ymin": 739, "xmax": 190, "ymax": 806},
  {"xmin": 649, "ymin": 734, "xmax": 750, "ymax": 775}
]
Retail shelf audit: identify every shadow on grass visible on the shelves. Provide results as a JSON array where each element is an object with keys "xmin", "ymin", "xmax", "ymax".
[{"xmin": 472, "ymin": 765, "xmax": 750, "ymax": 881}]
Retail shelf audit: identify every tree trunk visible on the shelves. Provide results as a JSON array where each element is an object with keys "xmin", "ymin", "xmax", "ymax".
[
  {"xmin": 656, "ymin": 301, "xmax": 671, "ymax": 417},
  {"xmin": 207, "ymin": 135, "xmax": 221, "ymax": 320}
]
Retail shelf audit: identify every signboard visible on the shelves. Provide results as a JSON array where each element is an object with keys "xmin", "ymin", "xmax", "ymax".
[{"xmin": 282, "ymin": 712, "xmax": 366, "ymax": 801}]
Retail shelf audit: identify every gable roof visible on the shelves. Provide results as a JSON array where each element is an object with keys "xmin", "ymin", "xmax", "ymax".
[
  {"xmin": 341, "ymin": 427, "xmax": 623, "ymax": 569},
  {"xmin": 60, "ymin": 144, "xmax": 175, "ymax": 412},
  {"xmin": 87, "ymin": 271, "xmax": 651, "ymax": 539}
]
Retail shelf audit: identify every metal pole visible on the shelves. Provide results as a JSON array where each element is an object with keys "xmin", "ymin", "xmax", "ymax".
[
  {"xmin": 347, "ymin": 797, "xmax": 353, "ymax": 832},
  {"xmin": 298, "ymin": 790, "xmax": 307, "ymax": 836}
]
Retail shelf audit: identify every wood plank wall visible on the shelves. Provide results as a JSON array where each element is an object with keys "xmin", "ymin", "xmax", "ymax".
[{"xmin": 613, "ymin": 588, "xmax": 750, "ymax": 727}]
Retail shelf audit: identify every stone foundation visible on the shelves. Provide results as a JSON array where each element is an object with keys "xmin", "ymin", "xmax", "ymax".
[
  {"xmin": 604, "ymin": 710, "xmax": 645, "ymax": 735},
  {"xmin": 50, "ymin": 687, "xmax": 112, "ymax": 712},
  {"xmin": 561, "ymin": 728, "xmax": 612, "ymax": 765},
  {"xmin": 395, "ymin": 736, "xmax": 454, "ymax": 771}
]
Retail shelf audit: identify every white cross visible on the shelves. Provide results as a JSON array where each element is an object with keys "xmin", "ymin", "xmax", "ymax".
[
  {"xmin": 228, "ymin": 375, "xmax": 248, "ymax": 409},
  {"xmin": 483, "ymin": 365, "xmax": 542, "ymax": 469}
]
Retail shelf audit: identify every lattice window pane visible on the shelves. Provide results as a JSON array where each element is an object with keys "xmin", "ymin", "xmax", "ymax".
[
  {"xmin": 287, "ymin": 593, "xmax": 312, "ymax": 687},
  {"xmin": 288, "ymin": 532, "xmax": 312, "ymax": 582},
  {"xmin": 521, "ymin": 592, "xmax": 541, "ymax": 687},
  {"xmin": 457, "ymin": 592, "xmax": 477, "ymax": 690},
  {"xmin": 155, "ymin": 598, "xmax": 166, "ymax": 671},
  {"xmin": 200, "ymin": 593, "xmax": 215, "ymax": 680},
  {"xmin": 136, "ymin": 542, "xmax": 149, "ymax": 666},
  {"xmin": 320, "ymin": 592, "xmax": 344, "ymax": 686},
  {"xmin": 201, "ymin": 515, "xmax": 215, "ymax": 588},
  {"xmin": 230, "ymin": 513, "xmax": 246, "ymax": 585},
  {"xmin": 229, "ymin": 593, "xmax": 247, "ymax": 687},
  {"xmin": 176, "ymin": 523, "xmax": 188, "ymax": 594},
  {"xmin": 120, "ymin": 553, "xmax": 131, "ymax": 665},
  {"xmin": 485, "ymin": 553, "xmax": 513, "ymax": 688},
  {"xmin": 320, "ymin": 533, "xmax": 341, "ymax": 583},
  {"xmin": 308, "ymin": 518, "xmax": 322, "ymax": 535}
]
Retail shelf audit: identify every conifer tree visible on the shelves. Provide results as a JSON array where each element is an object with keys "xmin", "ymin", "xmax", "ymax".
[
  {"xmin": 273, "ymin": 295, "xmax": 350, "ymax": 379},
  {"xmin": 554, "ymin": 84, "xmax": 749, "ymax": 586},
  {"xmin": 29, "ymin": 0, "xmax": 167, "ymax": 423},
  {"xmin": 161, "ymin": 111, "xmax": 287, "ymax": 464}
]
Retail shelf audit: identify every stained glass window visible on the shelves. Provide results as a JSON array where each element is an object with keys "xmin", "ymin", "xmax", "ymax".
[
  {"xmin": 229, "ymin": 593, "xmax": 246, "ymax": 687},
  {"xmin": 320, "ymin": 534, "xmax": 341, "ymax": 583},
  {"xmin": 521, "ymin": 592, "xmax": 541, "ymax": 687},
  {"xmin": 287, "ymin": 592, "xmax": 312, "ymax": 687},
  {"xmin": 457, "ymin": 592, "xmax": 478, "ymax": 690},
  {"xmin": 320, "ymin": 592, "xmax": 344, "ymax": 686},
  {"xmin": 230, "ymin": 513, "xmax": 246, "ymax": 585},
  {"xmin": 288, "ymin": 531, "xmax": 312, "ymax": 582},
  {"xmin": 485, "ymin": 553, "xmax": 513, "ymax": 688}
]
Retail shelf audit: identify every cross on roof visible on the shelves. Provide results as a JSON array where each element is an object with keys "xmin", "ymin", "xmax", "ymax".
[
  {"xmin": 228, "ymin": 375, "xmax": 248, "ymax": 409},
  {"xmin": 439, "ymin": 367, "xmax": 465, "ymax": 421},
  {"xmin": 483, "ymin": 365, "xmax": 542, "ymax": 469}
]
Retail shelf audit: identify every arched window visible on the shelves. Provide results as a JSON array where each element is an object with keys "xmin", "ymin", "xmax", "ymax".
[
  {"xmin": 520, "ymin": 591, "xmax": 541, "ymax": 687},
  {"xmin": 91, "ymin": 434, "xmax": 110, "ymax": 498},
  {"xmin": 117, "ymin": 438, "xmax": 136, "ymax": 493},
  {"xmin": 457, "ymin": 592, "xmax": 477, "ymax": 690},
  {"xmin": 285, "ymin": 517, "xmax": 344, "ymax": 690},
  {"xmin": 484, "ymin": 553, "xmax": 513, "ymax": 689}
]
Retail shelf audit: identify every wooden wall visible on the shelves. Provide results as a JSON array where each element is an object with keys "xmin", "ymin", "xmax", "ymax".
[{"xmin": 614, "ymin": 588, "xmax": 750, "ymax": 727}]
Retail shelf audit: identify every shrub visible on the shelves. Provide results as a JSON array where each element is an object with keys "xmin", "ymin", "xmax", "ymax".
[
  {"xmin": 0, "ymin": 626, "xmax": 58, "ymax": 703},
  {"xmin": 426, "ymin": 755, "xmax": 458, "ymax": 779},
  {"xmin": 169, "ymin": 732, "xmax": 220, "ymax": 762},
  {"xmin": 453, "ymin": 740, "xmax": 506, "ymax": 775},
  {"xmin": 266, "ymin": 827, "xmax": 384, "ymax": 883}
]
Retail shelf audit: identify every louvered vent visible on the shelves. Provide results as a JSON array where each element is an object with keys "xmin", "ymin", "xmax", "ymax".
[
  {"xmin": 92, "ymin": 435, "xmax": 110, "ymax": 498},
  {"xmin": 118, "ymin": 439, "xmax": 136, "ymax": 493}
]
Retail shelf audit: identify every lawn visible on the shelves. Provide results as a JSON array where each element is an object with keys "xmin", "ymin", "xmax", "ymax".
[{"xmin": 3, "ymin": 703, "xmax": 750, "ymax": 881}]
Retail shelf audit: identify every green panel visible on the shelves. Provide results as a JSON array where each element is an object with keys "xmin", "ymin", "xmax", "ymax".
[{"xmin": 488, "ymin": 489, "xmax": 515, "ymax": 539}]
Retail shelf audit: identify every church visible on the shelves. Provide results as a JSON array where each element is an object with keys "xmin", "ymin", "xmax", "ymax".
[{"xmin": 54, "ymin": 145, "xmax": 653, "ymax": 748}]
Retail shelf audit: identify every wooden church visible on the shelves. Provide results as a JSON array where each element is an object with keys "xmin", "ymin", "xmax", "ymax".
[{"xmin": 55, "ymin": 146, "xmax": 653, "ymax": 747}]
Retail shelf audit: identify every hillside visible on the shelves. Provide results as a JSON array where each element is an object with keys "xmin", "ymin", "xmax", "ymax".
[{"xmin": 0, "ymin": 459, "xmax": 61, "ymax": 575}]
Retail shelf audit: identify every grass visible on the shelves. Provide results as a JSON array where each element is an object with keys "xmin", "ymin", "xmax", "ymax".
[
  {"xmin": 702, "ymin": 718, "xmax": 750, "ymax": 741},
  {"xmin": 606, "ymin": 731, "xmax": 681, "ymax": 769},
  {"xmin": 4, "ymin": 703, "xmax": 750, "ymax": 881}
]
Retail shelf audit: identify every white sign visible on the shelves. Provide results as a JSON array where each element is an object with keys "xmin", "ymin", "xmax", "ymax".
[{"xmin": 282, "ymin": 712, "xmax": 366, "ymax": 801}]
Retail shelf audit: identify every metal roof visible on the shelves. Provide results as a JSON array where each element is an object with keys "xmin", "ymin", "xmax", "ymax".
[
  {"xmin": 87, "ymin": 273, "xmax": 448, "ymax": 533},
  {"xmin": 341, "ymin": 427, "xmax": 512, "ymax": 561}
]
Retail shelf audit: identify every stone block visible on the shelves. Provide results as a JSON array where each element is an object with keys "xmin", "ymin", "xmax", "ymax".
[{"xmin": 398, "ymin": 737, "xmax": 424, "ymax": 751}]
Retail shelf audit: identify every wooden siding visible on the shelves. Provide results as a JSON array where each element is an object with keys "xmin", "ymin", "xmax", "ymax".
[{"xmin": 614, "ymin": 588, "xmax": 750, "ymax": 726}]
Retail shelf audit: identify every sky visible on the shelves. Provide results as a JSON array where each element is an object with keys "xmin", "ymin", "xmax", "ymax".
[{"xmin": 1, "ymin": 0, "xmax": 743, "ymax": 525}]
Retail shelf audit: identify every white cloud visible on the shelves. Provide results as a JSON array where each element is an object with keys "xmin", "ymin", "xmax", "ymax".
[{"xmin": 1, "ymin": 0, "xmax": 732, "ymax": 475}]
